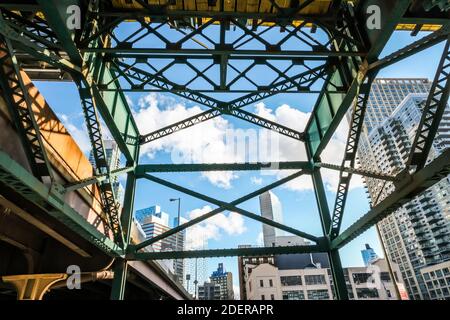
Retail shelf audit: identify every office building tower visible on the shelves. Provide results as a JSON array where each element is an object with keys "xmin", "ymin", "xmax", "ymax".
[
  {"xmin": 210, "ymin": 263, "xmax": 234, "ymax": 300},
  {"xmin": 358, "ymin": 87, "xmax": 450, "ymax": 299},
  {"xmin": 361, "ymin": 244, "xmax": 379, "ymax": 266},
  {"xmin": 135, "ymin": 205, "xmax": 169, "ymax": 225},
  {"xmin": 135, "ymin": 205, "xmax": 186, "ymax": 285},
  {"xmin": 172, "ymin": 217, "xmax": 187, "ymax": 286},
  {"xmin": 139, "ymin": 210, "xmax": 171, "ymax": 252},
  {"xmin": 88, "ymin": 139, "xmax": 124, "ymax": 205},
  {"xmin": 198, "ymin": 282, "xmax": 221, "ymax": 300},
  {"xmin": 259, "ymin": 191, "xmax": 286, "ymax": 247}
]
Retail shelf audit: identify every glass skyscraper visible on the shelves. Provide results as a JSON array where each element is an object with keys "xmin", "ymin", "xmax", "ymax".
[{"xmin": 361, "ymin": 244, "xmax": 379, "ymax": 266}]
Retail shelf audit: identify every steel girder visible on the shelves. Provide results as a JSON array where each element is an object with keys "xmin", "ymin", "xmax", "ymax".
[
  {"xmin": 407, "ymin": 36, "xmax": 450, "ymax": 170},
  {"xmin": 78, "ymin": 79, "xmax": 125, "ymax": 246},
  {"xmin": 128, "ymin": 244, "xmax": 327, "ymax": 260},
  {"xmin": 328, "ymin": 76, "xmax": 375, "ymax": 239},
  {"xmin": 136, "ymin": 161, "xmax": 313, "ymax": 174},
  {"xmin": 331, "ymin": 147, "xmax": 450, "ymax": 249},
  {"xmin": 306, "ymin": 0, "xmax": 414, "ymax": 159},
  {"xmin": 369, "ymin": 24, "xmax": 450, "ymax": 71},
  {"xmin": 0, "ymin": 0, "xmax": 449, "ymax": 302},
  {"xmin": 0, "ymin": 36, "xmax": 53, "ymax": 182},
  {"xmin": 0, "ymin": 149, "xmax": 122, "ymax": 256},
  {"xmin": 0, "ymin": 7, "xmax": 140, "ymax": 162},
  {"xmin": 133, "ymin": 169, "xmax": 314, "ymax": 251}
]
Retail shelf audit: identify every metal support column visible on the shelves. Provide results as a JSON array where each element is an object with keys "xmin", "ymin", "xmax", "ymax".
[
  {"xmin": 110, "ymin": 259, "xmax": 128, "ymax": 300},
  {"xmin": 110, "ymin": 142, "xmax": 139, "ymax": 299},
  {"xmin": 310, "ymin": 168, "xmax": 349, "ymax": 300},
  {"xmin": 329, "ymin": 249, "xmax": 349, "ymax": 300}
]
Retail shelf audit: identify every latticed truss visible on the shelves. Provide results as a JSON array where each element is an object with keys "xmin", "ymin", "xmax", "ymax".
[{"xmin": 0, "ymin": 0, "xmax": 449, "ymax": 300}]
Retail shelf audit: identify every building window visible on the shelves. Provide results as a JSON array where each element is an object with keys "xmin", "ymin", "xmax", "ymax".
[
  {"xmin": 356, "ymin": 288, "xmax": 379, "ymax": 299},
  {"xmin": 269, "ymin": 279, "xmax": 273, "ymax": 287},
  {"xmin": 305, "ymin": 275, "xmax": 326, "ymax": 285},
  {"xmin": 280, "ymin": 276, "xmax": 302, "ymax": 286},
  {"xmin": 261, "ymin": 295, "xmax": 265, "ymax": 300},
  {"xmin": 380, "ymin": 272, "xmax": 391, "ymax": 282},
  {"xmin": 352, "ymin": 273, "xmax": 373, "ymax": 284},
  {"xmin": 270, "ymin": 294, "xmax": 275, "ymax": 300},
  {"xmin": 307, "ymin": 290, "xmax": 330, "ymax": 300},
  {"xmin": 282, "ymin": 290, "xmax": 305, "ymax": 300},
  {"xmin": 260, "ymin": 280, "xmax": 264, "ymax": 287}
]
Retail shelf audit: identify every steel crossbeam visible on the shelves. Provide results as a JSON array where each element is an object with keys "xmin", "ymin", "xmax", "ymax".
[{"xmin": 407, "ymin": 36, "xmax": 450, "ymax": 170}]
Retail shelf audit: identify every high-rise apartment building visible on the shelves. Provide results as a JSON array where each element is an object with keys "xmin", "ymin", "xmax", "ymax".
[
  {"xmin": 210, "ymin": 263, "xmax": 234, "ymax": 300},
  {"xmin": 198, "ymin": 282, "xmax": 221, "ymax": 300},
  {"xmin": 361, "ymin": 244, "xmax": 379, "ymax": 266},
  {"xmin": 364, "ymin": 78, "xmax": 431, "ymax": 132},
  {"xmin": 358, "ymin": 80, "xmax": 450, "ymax": 300},
  {"xmin": 420, "ymin": 261, "xmax": 450, "ymax": 300}
]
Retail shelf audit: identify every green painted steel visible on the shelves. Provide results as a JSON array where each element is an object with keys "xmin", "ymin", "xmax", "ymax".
[
  {"xmin": 136, "ymin": 161, "xmax": 313, "ymax": 174},
  {"xmin": 305, "ymin": 0, "xmax": 414, "ymax": 159},
  {"xmin": 0, "ymin": 0, "xmax": 449, "ymax": 301},
  {"xmin": 331, "ymin": 148, "xmax": 450, "ymax": 249},
  {"xmin": 92, "ymin": 63, "xmax": 140, "ymax": 161},
  {"xmin": 110, "ymin": 260, "xmax": 128, "ymax": 300},
  {"xmin": 407, "ymin": 36, "xmax": 450, "ymax": 170},
  {"xmin": 328, "ymin": 250, "xmax": 349, "ymax": 300},
  {"xmin": 139, "ymin": 172, "xmax": 319, "ymax": 243},
  {"xmin": 128, "ymin": 244, "xmax": 327, "ymax": 260},
  {"xmin": 35, "ymin": 0, "xmax": 82, "ymax": 66},
  {"xmin": 0, "ymin": 150, "xmax": 123, "ymax": 256},
  {"xmin": 134, "ymin": 170, "xmax": 308, "ymax": 251}
]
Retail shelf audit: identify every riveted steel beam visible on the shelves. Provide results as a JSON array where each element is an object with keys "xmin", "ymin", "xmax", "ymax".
[
  {"xmin": 332, "ymin": 148, "xmax": 450, "ymax": 250},
  {"xmin": 128, "ymin": 244, "xmax": 327, "ymax": 260},
  {"xmin": 407, "ymin": 36, "xmax": 450, "ymax": 170}
]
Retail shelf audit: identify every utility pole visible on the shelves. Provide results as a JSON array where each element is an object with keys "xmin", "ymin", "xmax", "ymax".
[{"xmin": 170, "ymin": 197, "xmax": 181, "ymax": 283}]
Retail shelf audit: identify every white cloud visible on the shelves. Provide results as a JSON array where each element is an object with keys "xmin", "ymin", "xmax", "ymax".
[
  {"xmin": 185, "ymin": 205, "xmax": 247, "ymax": 250},
  {"xmin": 250, "ymin": 176, "xmax": 263, "ymax": 185},
  {"xmin": 134, "ymin": 93, "xmax": 241, "ymax": 188},
  {"xmin": 253, "ymin": 103, "xmax": 364, "ymax": 192},
  {"xmin": 133, "ymin": 93, "xmax": 364, "ymax": 191},
  {"xmin": 58, "ymin": 113, "xmax": 91, "ymax": 155}
]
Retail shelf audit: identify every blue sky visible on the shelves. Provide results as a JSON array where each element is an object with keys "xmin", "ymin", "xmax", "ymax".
[{"xmin": 33, "ymin": 28, "xmax": 444, "ymax": 296}]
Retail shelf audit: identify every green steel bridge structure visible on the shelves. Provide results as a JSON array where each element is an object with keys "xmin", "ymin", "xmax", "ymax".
[{"xmin": 0, "ymin": 0, "xmax": 449, "ymax": 300}]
